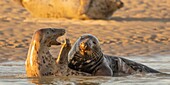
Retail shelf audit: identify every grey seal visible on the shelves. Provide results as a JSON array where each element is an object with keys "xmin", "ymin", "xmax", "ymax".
[
  {"xmin": 26, "ymin": 28, "xmax": 90, "ymax": 77},
  {"xmin": 13, "ymin": 0, "xmax": 123, "ymax": 19},
  {"xmin": 68, "ymin": 34, "xmax": 160, "ymax": 76}
]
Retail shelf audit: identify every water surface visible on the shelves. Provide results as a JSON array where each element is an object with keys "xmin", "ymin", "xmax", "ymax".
[{"xmin": 0, "ymin": 55, "xmax": 170, "ymax": 85}]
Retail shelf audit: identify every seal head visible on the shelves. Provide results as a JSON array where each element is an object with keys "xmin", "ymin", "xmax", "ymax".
[
  {"xmin": 68, "ymin": 34, "xmax": 102, "ymax": 61},
  {"xmin": 68, "ymin": 34, "xmax": 105, "ymax": 74}
]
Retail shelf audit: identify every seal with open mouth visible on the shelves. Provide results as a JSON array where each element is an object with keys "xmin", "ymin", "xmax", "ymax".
[
  {"xmin": 25, "ymin": 28, "xmax": 90, "ymax": 77},
  {"xmin": 68, "ymin": 34, "xmax": 160, "ymax": 76}
]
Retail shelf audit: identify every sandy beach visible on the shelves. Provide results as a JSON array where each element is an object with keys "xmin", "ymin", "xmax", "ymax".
[{"xmin": 0, "ymin": 0, "xmax": 170, "ymax": 63}]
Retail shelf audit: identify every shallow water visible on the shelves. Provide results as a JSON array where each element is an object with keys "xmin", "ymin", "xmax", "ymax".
[{"xmin": 0, "ymin": 55, "xmax": 170, "ymax": 85}]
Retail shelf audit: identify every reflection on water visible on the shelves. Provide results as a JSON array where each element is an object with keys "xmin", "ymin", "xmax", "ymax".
[{"xmin": 0, "ymin": 55, "xmax": 170, "ymax": 85}]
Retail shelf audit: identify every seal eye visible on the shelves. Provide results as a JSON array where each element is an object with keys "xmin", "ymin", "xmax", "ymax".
[
  {"xmin": 80, "ymin": 36, "xmax": 84, "ymax": 39},
  {"xmin": 47, "ymin": 32, "xmax": 49, "ymax": 34},
  {"xmin": 93, "ymin": 41, "xmax": 96, "ymax": 44},
  {"xmin": 51, "ymin": 29, "xmax": 55, "ymax": 32}
]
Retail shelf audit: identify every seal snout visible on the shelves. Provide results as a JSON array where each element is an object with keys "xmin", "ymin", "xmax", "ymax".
[
  {"xmin": 52, "ymin": 28, "xmax": 65, "ymax": 36},
  {"xmin": 51, "ymin": 29, "xmax": 65, "ymax": 45},
  {"xmin": 80, "ymin": 41, "xmax": 90, "ymax": 51},
  {"xmin": 79, "ymin": 37, "xmax": 94, "ymax": 53}
]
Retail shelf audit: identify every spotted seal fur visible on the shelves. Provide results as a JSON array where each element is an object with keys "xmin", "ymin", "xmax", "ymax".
[
  {"xmin": 25, "ymin": 28, "xmax": 90, "ymax": 77},
  {"xmin": 68, "ymin": 34, "xmax": 160, "ymax": 76},
  {"xmin": 13, "ymin": 0, "xmax": 123, "ymax": 19}
]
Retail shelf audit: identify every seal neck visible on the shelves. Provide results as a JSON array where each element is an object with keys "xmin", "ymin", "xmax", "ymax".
[
  {"xmin": 82, "ymin": 53, "xmax": 104, "ymax": 74},
  {"xmin": 68, "ymin": 51, "xmax": 104, "ymax": 74},
  {"xmin": 26, "ymin": 39, "xmax": 54, "ymax": 68}
]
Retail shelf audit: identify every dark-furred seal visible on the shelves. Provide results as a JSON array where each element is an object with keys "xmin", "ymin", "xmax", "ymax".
[{"xmin": 68, "ymin": 34, "xmax": 160, "ymax": 76}]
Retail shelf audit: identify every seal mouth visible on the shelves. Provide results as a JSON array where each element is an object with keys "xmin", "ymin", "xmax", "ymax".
[
  {"xmin": 55, "ymin": 34, "xmax": 66, "ymax": 45},
  {"xmin": 48, "ymin": 29, "xmax": 65, "ymax": 46},
  {"xmin": 47, "ymin": 37, "xmax": 62, "ymax": 47},
  {"xmin": 51, "ymin": 36, "xmax": 64, "ymax": 46}
]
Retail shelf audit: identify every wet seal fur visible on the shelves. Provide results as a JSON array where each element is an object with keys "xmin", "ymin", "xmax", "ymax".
[
  {"xmin": 68, "ymin": 34, "xmax": 161, "ymax": 76},
  {"xmin": 25, "ymin": 28, "xmax": 90, "ymax": 77},
  {"xmin": 13, "ymin": 0, "xmax": 123, "ymax": 19}
]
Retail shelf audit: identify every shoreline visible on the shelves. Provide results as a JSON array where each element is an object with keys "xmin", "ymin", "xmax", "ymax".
[{"xmin": 0, "ymin": 0, "xmax": 170, "ymax": 62}]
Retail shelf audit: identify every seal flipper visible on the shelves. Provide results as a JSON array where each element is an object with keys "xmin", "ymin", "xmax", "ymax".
[
  {"xmin": 57, "ymin": 39, "xmax": 91, "ymax": 76},
  {"xmin": 118, "ymin": 57, "xmax": 160, "ymax": 74},
  {"xmin": 56, "ymin": 39, "xmax": 71, "ymax": 64}
]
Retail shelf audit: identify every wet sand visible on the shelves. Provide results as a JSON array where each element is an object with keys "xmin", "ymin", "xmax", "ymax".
[{"xmin": 0, "ymin": 0, "xmax": 170, "ymax": 63}]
